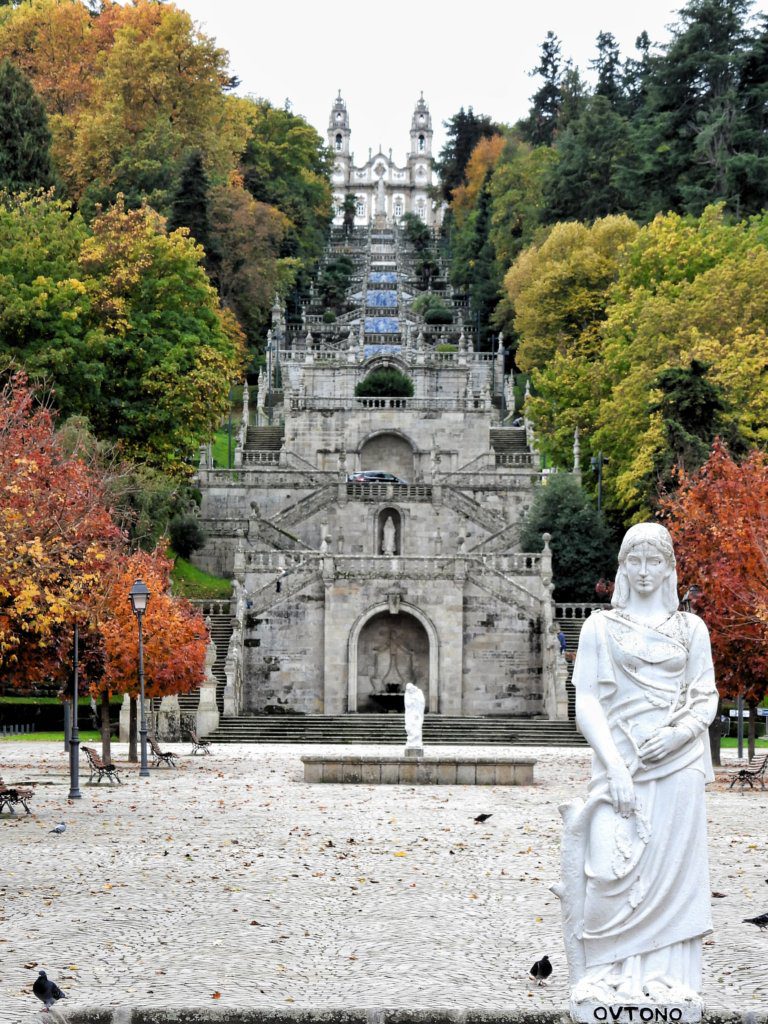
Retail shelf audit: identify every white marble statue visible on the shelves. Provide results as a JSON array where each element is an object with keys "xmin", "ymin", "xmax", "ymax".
[
  {"xmin": 404, "ymin": 681, "xmax": 425, "ymax": 752},
  {"xmin": 555, "ymin": 522, "xmax": 718, "ymax": 1020},
  {"xmin": 382, "ymin": 515, "xmax": 396, "ymax": 556}
]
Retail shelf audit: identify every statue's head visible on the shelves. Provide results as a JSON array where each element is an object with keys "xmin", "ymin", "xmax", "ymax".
[{"xmin": 612, "ymin": 522, "xmax": 679, "ymax": 613}]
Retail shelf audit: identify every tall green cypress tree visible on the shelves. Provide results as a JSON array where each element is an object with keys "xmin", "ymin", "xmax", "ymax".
[
  {"xmin": 0, "ymin": 58, "xmax": 53, "ymax": 192},
  {"xmin": 167, "ymin": 150, "xmax": 220, "ymax": 282}
]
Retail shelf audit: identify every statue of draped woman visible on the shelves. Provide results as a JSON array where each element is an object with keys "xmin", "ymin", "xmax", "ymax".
[
  {"xmin": 555, "ymin": 522, "xmax": 717, "ymax": 1018},
  {"xmin": 403, "ymin": 681, "xmax": 425, "ymax": 752}
]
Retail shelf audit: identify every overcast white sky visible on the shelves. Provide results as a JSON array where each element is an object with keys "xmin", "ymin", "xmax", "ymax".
[{"xmin": 175, "ymin": 0, "xmax": 765, "ymax": 162}]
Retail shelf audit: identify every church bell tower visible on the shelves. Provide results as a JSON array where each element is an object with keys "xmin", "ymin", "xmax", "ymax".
[
  {"xmin": 328, "ymin": 91, "xmax": 351, "ymax": 156},
  {"xmin": 409, "ymin": 93, "xmax": 433, "ymax": 157}
]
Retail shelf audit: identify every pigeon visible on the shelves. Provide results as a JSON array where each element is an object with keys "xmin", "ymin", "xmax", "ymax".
[
  {"xmin": 33, "ymin": 971, "xmax": 66, "ymax": 1010},
  {"xmin": 48, "ymin": 822, "xmax": 66, "ymax": 835},
  {"xmin": 473, "ymin": 813, "xmax": 492, "ymax": 824},
  {"xmin": 744, "ymin": 913, "xmax": 768, "ymax": 929},
  {"xmin": 529, "ymin": 955, "xmax": 553, "ymax": 986}
]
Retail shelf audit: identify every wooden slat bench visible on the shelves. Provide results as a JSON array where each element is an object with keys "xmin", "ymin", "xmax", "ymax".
[
  {"xmin": 0, "ymin": 776, "xmax": 34, "ymax": 814},
  {"xmin": 728, "ymin": 752, "xmax": 768, "ymax": 791},
  {"xmin": 148, "ymin": 735, "xmax": 178, "ymax": 769},
  {"xmin": 81, "ymin": 745, "xmax": 122, "ymax": 785}
]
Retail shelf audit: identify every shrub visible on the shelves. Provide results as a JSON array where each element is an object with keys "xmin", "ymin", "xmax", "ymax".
[
  {"xmin": 169, "ymin": 514, "xmax": 207, "ymax": 560},
  {"xmin": 355, "ymin": 368, "xmax": 414, "ymax": 398},
  {"xmin": 411, "ymin": 292, "xmax": 453, "ymax": 324}
]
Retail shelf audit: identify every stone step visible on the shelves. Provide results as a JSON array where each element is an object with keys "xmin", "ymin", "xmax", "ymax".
[
  {"xmin": 245, "ymin": 427, "xmax": 284, "ymax": 451},
  {"xmin": 206, "ymin": 716, "xmax": 587, "ymax": 746},
  {"xmin": 489, "ymin": 428, "xmax": 528, "ymax": 453}
]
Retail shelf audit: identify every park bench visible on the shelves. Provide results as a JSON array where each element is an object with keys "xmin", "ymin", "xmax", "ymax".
[
  {"xmin": 148, "ymin": 734, "xmax": 178, "ymax": 769},
  {"xmin": 187, "ymin": 726, "xmax": 212, "ymax": 756},
  {"xmin": 81, "ymin": 745, "xmax": 122, "ymax": 785},
  {"xmin": 728, "ymin": 752, "xmax": 768, "ymax": 791},
  {"xmin": 0, "ymin": 776, "xmax": 34, "ymax": 814}
]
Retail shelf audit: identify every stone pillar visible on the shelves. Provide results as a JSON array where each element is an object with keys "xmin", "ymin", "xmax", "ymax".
[
  {"xmin": 157, "ymin": 694, "xmax": 181, "ymax": 741},
  {"xmin": 119, "ymin": 692, "xmax": 131, "ymax": 743}
]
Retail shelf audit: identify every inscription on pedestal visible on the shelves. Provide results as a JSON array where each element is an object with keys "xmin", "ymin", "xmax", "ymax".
[{"xmin": 571, "ymin": 1003, "xmax": 700, "ymax": 1024}]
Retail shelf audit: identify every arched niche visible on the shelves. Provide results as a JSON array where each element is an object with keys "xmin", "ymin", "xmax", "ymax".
[
  {"xmin": 378, "ymin": 507, "xmax": 402, "ymax": 555},
  {"xmin": 359, "ymin": 431, "xmax": 414, "ymax": 482},
  {"xmin": 348, "ymin": 604, "xmax": 438, "ymax": 713}
]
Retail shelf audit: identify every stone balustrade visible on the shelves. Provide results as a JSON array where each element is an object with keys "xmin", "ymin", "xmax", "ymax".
[{"xmin": 189, "ymin": 598, "xmax": 232, "ymax": 617}]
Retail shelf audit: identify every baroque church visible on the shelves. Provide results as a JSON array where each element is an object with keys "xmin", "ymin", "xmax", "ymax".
[
  {"xmin": 146, "ymin": 104, "xmax": 592, "ymax": 745},
  {"xmin": 328, "ymin": 92, "xmax": 440, "ymax": 227}
]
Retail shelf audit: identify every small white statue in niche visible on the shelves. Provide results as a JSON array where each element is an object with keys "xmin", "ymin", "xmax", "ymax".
[
  {"xmin": 554, "ymin": 522, "xmax": 718, "ymax": 1019},
  {"xmin": 381, "ymin": 514, "xmax": 397, "ymax": 556}
]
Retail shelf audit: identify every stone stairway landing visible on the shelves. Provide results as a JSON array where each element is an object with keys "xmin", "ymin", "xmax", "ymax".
[
  {"xmin": 490, "ymin": 428, "xmax": 528, "ymax": 454},
  {"xmin": 207, "ymin": 715, "xmax": 586, "ymax": 746},
  {"xmin": 245, "ymin": 426, "xmax": 284, "ymax": 451}
]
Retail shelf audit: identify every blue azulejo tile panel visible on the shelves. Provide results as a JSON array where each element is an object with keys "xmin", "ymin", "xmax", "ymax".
[
  {"xmin": 369, "ymin": 272, "xmax": 398, "ymax": 284},
  {"xmin": 367, "ymin": 290, "xmax": 398, "ymax": 307},
  {"xmin": 365, "ymin": 317, "xmax": 400, "ymax": 333}
]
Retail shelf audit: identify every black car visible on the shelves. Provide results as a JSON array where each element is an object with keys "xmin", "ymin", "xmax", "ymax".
[{"xmin": 346, "ymin": 470, "xmax": 408, "ymax": 485}]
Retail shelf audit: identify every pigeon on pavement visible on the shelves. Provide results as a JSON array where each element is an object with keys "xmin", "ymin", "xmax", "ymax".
[
  {"xmin": 48, "ymin": 823, "xmax": 66, "ymax": 835},
  {"xmin": 33, "ymin": 971, "xmax": 66, "ymax": 1010},
  {"xmin": 744, "ymin": 913, "xmax": 768, "ymax": 929},
  {"xmin": 473, "ymin": 813, "xmax": 492, "ymax": 824},
  {"xmin": 529, "ymin": 955, "xmax": 553, "ymax": 986}
]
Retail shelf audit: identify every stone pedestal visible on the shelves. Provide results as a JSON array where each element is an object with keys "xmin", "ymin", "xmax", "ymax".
[
  {"xmin": 196, "ymin": 683, "xmax": 220, "ymax": 738},
  {"xmin": 404, "ymin": 746, "xmax": 423, "ymax": 759},
  {"xmin": 157, "ymin": 694, "xmax": 181, "ymax": 741}
]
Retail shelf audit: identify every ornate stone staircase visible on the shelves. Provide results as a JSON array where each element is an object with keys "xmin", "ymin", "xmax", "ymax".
[
  {"xmin": 441, "ymin": 485, "xmax": 506, "ymax": 534},
  {"xmin": 206, "ymin": 714, "xmax": 586, "ymax": 746}
]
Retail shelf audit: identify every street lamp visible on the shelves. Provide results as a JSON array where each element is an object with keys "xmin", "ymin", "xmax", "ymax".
[
  {"xmin": 128, "ymin": 578, "xmax": 151, "ymax": 778},
  {"xmin": 68, "ymin": 621, "xmax": 82, "ymax": 800}
]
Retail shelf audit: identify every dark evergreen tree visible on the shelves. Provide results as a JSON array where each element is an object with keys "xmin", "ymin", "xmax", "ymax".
[
  {"xmin": 621, "ymin": 32, "xmax": 653, "ymax": 118},
  {"xmin": 521, "ymin": 32, "xmax": 565, "ymax": 147},
  {"xmin": 591, "ymin": 31, "xmax": 624, "ymax": 109},
  {"xmin": 520, "ymin": 473, "xmax": 617, "ymax": 602},
  {"xmin": 341, "ymin": 193, "xmax": 356, "ymax": 236},
  {"xmin": 435, "ymin": 107, "xmax": 498, "ymax": 204},
  {"xmin": 543, "ymin": 96, "xmax": 633, "ymax": 222},
  {"xmin": 730, "ymin": 12, "xmax": 768, "ymax": 216},
  {"xmin": 625, "ymin": 0, "xmax": 752, "ymax": 219},
  {"xmin": 0, "ymin": 58, "xmax": 53, "ymax": 192},
  {"xmin": 167, "ymin": 150, "xmax": 220, "ymax": 281},
  {"xmin": 645, "ymin": 359, "xmax": 728, "ymax": 501}
]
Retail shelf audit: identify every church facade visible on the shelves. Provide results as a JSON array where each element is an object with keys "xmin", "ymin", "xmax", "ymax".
[{"xmin": 328, "ymin": 92, "xmax": 440, "ymax": 227}]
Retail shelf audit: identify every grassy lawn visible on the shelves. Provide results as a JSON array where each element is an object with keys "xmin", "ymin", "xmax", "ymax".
[
  {"xmin": 0, "ymin": 695, "xmax": 121, "ymax": 706},
  {"xmin": 212, "ymin": 428, "xmax": 233, "ymax": 468},
  {"xmin": 0, "ymin": 730, "xmax": 107, "ymax": 742},
  {"xmin": 171, "ymin": 555, "xmax": 231, "ymax": 600},
  {"xmin": 721, "ymin": 736, "xmax": 768, "ymax": 748}
]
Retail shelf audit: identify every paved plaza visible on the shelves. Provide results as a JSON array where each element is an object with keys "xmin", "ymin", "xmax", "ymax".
[{"xmin": 0, "ymin": 742, "xmax": 766, "ymax": 1021}]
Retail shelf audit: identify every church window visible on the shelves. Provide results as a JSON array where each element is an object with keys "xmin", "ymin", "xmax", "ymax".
[
  {"xmin": 335, "ymin": 133, "xmax": 342, "ymax": 150},
  {"xmin": 356, "ymin": 197, "xmax": 365, "ymax": 217},
  {"xmin": 418, "ymin": 134, "xmax": 425, "ymax": 152},
  {"xmin": 394, "ymin": 199, "xmax": 403, "ymax": 218}
]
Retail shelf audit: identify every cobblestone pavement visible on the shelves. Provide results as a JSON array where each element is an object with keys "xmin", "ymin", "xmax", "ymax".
[{"xmin": 0, "ymin": 742, "xmax": 766, "ymax": 1021}]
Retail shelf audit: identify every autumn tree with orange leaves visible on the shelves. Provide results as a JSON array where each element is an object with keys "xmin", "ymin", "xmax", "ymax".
[
  {"xmin": 660, "ymin": 441, "xmax": 768, "ymax": 761},
  {"xmin": 98, "ymin": 548, "xmax": 207, "ymax": 761},
  {"xmin": 0, "ymin": 372, "xmax": 122, "ymax": 686},
  {"xmin": 1, "ymin": 374, "xmax": 208, "ymax": 759}
]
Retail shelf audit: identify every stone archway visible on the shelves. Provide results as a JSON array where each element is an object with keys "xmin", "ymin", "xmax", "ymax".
[
  {"xmin": 348, "ymin": 602, "xmax": 439, "ymax": 713},
  {"xmin": 360, "ymin": 431, "xmax": 414, "ymax": 482}
]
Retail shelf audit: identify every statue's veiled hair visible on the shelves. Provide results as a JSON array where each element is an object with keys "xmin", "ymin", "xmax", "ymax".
[{"xmin": 611, "ymin": 522, "xmax": 679, "ymax": 613}]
